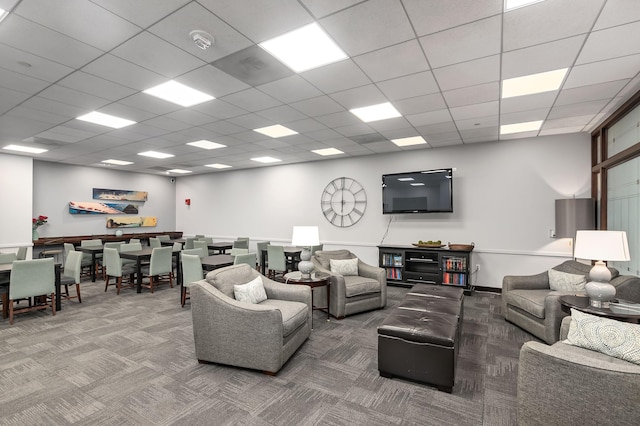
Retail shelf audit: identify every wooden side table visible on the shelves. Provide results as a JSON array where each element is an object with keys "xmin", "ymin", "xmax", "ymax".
[
  {"xmin": 560, "ymin": 295, "xmax": 640, "ymax": 323},
  {"xmin": 284, "ymin": 271, "xmax": 330, "ymax": 328}
]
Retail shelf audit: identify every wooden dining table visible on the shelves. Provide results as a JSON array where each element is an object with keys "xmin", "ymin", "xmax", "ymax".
[
  {"xmin": 201, "ymin": 254, "xmax": 234, "ymax": 271},
  {"xmin": 119, "ymin": 248, "xmax": 181, "ymax": 293},
  {"xmin": 77, "ymin": 245, "xmax": 104, "ymax": 282},
  {"xmin": 0, "ymin": 262, "xmax": 62, "ymax": 318}
]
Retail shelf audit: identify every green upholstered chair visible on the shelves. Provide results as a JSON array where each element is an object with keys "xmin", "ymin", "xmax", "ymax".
[
  {"xmin": 233, "ymin": 252, "xmax": 257, "ymax": 268},
  {"xmin": 180, "ymin": 253, "xmax": 203, "ymax": 307},
  {"xmin": 229, "ymin": 248, "xmax": 249, "ymax": 256},
  {"xmin": 103, "ymin": 247, "xmax": 136, "ymax": 295},
  {"xmin": 233, "ymin": 239, "xmax": 249, "ymax": 250},
  {"xmin": 119, "ymin": 242, "xmax": 142, "ymax": 267},
  {"xmin": 193, "ymin": 241, "xmax": 209, "ymax": 259},
  {"xmin": 64, "ymin": 243, "xmax": 92, "ymax": 277},
  {"xmin": 98, "ymin": 241, "xmax": 123, "ymax": 279},
  {"xmin": 184, "ymin": 237, "xmax": 196, "ymax": 250},
  {"xmin": 129, "ymin": 238, "xmax": 141, "ymax": 244},
  {"xmin": 16, "ymin": 247, "xmax": 28, "ymax": 260},
  {"xmin": 157, "ymin": 235, "xmax": 171, "ymax": 242},
  {"xmin": 60, "ymin": 250, "xmax": 83, "ymax": 303},
  {"xmin": 266, "ymin": 245, "xmax": 287, "ymax": 282},
  {"xmin": 149, "ymin": 237, "xmax": 162, "ymax": 248},
  {"xmin": 0, "ymin": 253, "xmax": 17, "ymax": 264},
  {"xmin": 8, "ymin": 258, "xmax": 55, "ymax": 325},
  {"xmin": 310, "ymin": 244, "xmax": 323, "ymax": 255},
  {"xmin": 140, "ymin": 246, "xmax": 173, "ymax": 293},
  {"xmin": 256, "ymin": 241, "xmax": 270, "ymax": 271}
]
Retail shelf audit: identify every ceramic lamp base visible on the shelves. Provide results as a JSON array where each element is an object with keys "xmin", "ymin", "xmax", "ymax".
[
  {"xmin": 585, "ymin": 261, "xmax": 615, "ymax": 308},
  {"xmin": 297, "ymin": 248, "xmax": 314, "ymax": 279}
]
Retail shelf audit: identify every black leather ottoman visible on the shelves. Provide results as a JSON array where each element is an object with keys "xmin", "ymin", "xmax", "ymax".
[
  {"xmin": 407, "ymin": 283, "xmax": 464, "ymax": 300},
  {"xmin": 377, "ymin": 285, "xmax": 463, "ymax": 393}
]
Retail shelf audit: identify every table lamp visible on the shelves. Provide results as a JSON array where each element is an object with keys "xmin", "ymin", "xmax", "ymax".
[
  {"xmin": 573, "ymin": 230, "xmax": 631, "ymax": 308},
  {"xmin": 291, "ymin": 226, "xmax": 320, "ymax": 279}
]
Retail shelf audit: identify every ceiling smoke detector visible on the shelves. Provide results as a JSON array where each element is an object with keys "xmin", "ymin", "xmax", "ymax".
[{"xmin": 190, "ymin": 30, "xmax": 214, "ymax": 50}]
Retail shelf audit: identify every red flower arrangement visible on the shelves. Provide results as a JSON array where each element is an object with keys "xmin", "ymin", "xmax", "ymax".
[{"xmin": 32, "ymin": 215, "xmax": 48, "ymax": 230}]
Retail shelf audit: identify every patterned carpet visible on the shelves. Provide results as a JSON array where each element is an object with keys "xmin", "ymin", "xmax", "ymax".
[{"xmin": 0, "ymin": 276, "xmax": 537, "ymax": 425}]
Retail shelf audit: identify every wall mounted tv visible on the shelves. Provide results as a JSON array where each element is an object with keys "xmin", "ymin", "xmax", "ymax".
[{"xmin": 382, "ymin": 168, "xmax": 453, "ymax": 214}]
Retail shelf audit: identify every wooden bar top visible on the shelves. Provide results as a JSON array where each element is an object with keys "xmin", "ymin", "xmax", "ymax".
[{"xmin": 33, "ymin": 231, "xmax": 183, "ymax": 245}]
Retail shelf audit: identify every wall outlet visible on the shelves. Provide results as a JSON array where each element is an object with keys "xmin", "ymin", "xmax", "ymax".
[
  {"xmin": 549, "ymin": 229, "xmax": 556, "ymax": 238},
  {"xmin": 476, "ymin": 264, "xmax": 480, "ymax": 271}
]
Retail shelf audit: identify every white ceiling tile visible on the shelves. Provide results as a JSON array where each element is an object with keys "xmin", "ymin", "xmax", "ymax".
[
  {"xmin": 547, "ymin": 99, "xmax": 609, "ymax": 119},
  {"xmin": 0, "ymin": 15, "xmax": 103, "ymax": 68},
  {"xmin": 300, "ymin": 0, "xmax": 362, "ymax": 18},
  {"xmin": 417, "ymin": 121, "xmax": 464, "ymax": 137},
  {"xmin": 377, "ymin": 71, "xmax": 439, "ymax": 101},
  {"xmin": 89, "ymin": 0, "xmax": 191, "ymax": 29},
  {"xmin": 420, "ymin": 15, "xmax": 501, "ymax": 69},
  {"xmin": 21, "ymin": 96, "xmax": 89, "ymax": 118},
  {"xmin": 433, "ymin": 55, "xmax": 500, "ymax": 91},
  {"xmin": 192, "ymin": 99, "xmax": 249, "ymax": 120},
  {"xmin": 329, "ymin": 84, "xmax": 388, "ymax": 110},
  {"xmin": 0, "ymin": 67, "xmax": 50, "ymax": 95},
  {"xmin": 501, "ymin": 35, "xmax": 585, "ymax": 79},
  {"xmin": 539, "ymin": 126, "xmax": 587, "ymax": 135},
  {"xmin": 424, "ymin": 131, "xmax": 462, "ymax": 147},
  {"xmin": 450, "ymin": 101, "xmax": 499, "ymax": 121},
  {"xmin": 406, "ymin": 109, "xmax": 453, "ymax": 127},
  {"xmin": 593, "ymin": 0, "xmax": 640, "ymax": 30},
  {"xmin": 143, "ymin": 116, "xmax": 193, "ymax": 132},
  {"xmin": 38, "ymin": 85, "xmax": 111, "ymax": 111},
  {"xmin": 221, "ymin": 88, "xmax": 282, "ymax": 112},
  {"xmin": 314, "ymin": 111, "xmax": 363, "ymax": 128},
  {"xmin": 226, "ymin": 113, "xmax": 273, "ymax": 129},
  {"xmin": 148, "ymin": 2, "xmax": 253, "ymax": 63},
  {"xmin": 202, "ymin": 120, "xmax": 247, "ymax": 135},
  {"xmin": 334, "ymin": 123, "xmax": 376, "ymax": 137},
  {"xmin": 177, "ymin": 65, "xmax": 249, "ymax": 99},
  {"xmin": 576, "ymin": 21, "xmax": 640, "ymax": 65},
  {"xmin": 301, "ymin": 59, "xmax": 371, "ymax": 94},
  {"xmin": 110, "ymin": 31, "xmax": 206, "ymax": 78},
  {"xmin": 198, "ymin": 0, "xmax": 313, "ymax": 42},
  {"xmin": 164, "ymin": 109, "xmax": 219, "ymax": 126},
  {"xmin": 404, "ymin": 0, "xmax": 502, "ymax": 36},
  {"xmin": 320, "ymin": 0, "xmax": 415, "ymax": 56},
  {"xmin": 367, "ymin": 117, "xmax": 413, "ymax": 133},
  {"xmin": 0, "ymin": 43, "xmax": 74, "ymax": 83},
  {"xmin": 258, "ymin": 75, "xmax": 323, "ymax": 104},
  {"xmin": 555, "ymin": 80, "xmax": 629, "ymax": 106},
  {"xmin": 442, "ymin": 82, "xmax": 499, "ymax": 108},
  {"xmin": 290, "ymin": 96, "xmax": 346, "ymax": 117},
  {"xmin": 57, "ymin": 71, "xmax": 137, "ymax": 101},
  {"xmin": 15, "ymin": 0, "xmax": 141, "ymax": 51},
  {"xmin": 543, "ymin": 115, "xmax": 594, "ymax": 129},
  {"xmin": 457, "ymin": 115, "xmax": 499, "ymax": 131},
  {"xmin": 500, "ymin": 92, "xmax": 557, "ymax": 114},
  {"xmin": 82, "ymin": 54, "xmax": 166, "ymax": 91},
  {"xmin": 97, "ymin": 103, "xmax": 156, "ymax": 123},
  {"xmin": 500, "ymin": 108, "xmax": 550, "ymax": 125},
  {"xmin": 564, "ymin": 54, "xmax": 640, "ymax": 89},
  {"xmin": 354, "ymin": 40, "xmax": 430, "ymax": 82},
  {"xmin": 4, "ymin": 104, "xmax": 68, "ymax": 125},
  {"xmin": 394, "ymin": 93, "xmax": 447, "ymax": 116},
  {"xmin": 256, "ymin": 105, "xmax": 308, "ymax": 123},
  {"xmin": 503, "ymin": 0, "xmax": 605, "ymax": 51},
  {"xmin": 117, "ymin": 93, "xmax": 184, "ymax": 116}
]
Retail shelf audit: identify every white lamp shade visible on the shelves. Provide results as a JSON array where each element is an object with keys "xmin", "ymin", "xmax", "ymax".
[
  {"xmin": 574, "ymin": 230, "xmax": 630, "ymax": 261},
  {"xmin": 291, "ymin": 226, "xmax": 320, "ymax": 246}
]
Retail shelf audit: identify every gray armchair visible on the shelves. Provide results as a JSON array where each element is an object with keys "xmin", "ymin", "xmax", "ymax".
[
  {"xmin": 517, "ymin": 316, "xmax": 640, "ymax": 425},
  {"xmin": 502, "ymin": 260, "xmax": 640, "ymax": 344},
  {"xmin": 190, "ymin": 264, "xmax": 311, "ymax": 374},
  {"xmin": 311, "ymin": 249, "xmax": 386, "ymax": 319}
]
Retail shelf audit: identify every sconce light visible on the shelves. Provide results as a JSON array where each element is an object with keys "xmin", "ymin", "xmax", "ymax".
[{"xmin": 185, "ymin": 198, "xmax": 191, "ymax": 206}]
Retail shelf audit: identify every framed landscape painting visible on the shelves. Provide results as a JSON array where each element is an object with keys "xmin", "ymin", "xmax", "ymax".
[
  {"xmin": 106, "ymin": 216, "xmax": 157, "ymax": 228},
  {"xmin": 69, "ymin": 201, "xmax": 138, "ymax": 215},
  {"xmin": 93, "ymin": 188, "xmax": 148, "ymax": 202}
]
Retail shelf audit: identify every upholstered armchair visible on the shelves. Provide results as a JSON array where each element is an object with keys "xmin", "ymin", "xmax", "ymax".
[
  {"xmin": 190, "ymin": 264, "xmax": 312, "ymax": 374},
  {"xmin": 311, "ymin": 249, "xmax": 386, "ymax": 319},
  {"xmin": 517, "ymin": 316, "xmax": 640, "ymax": 425},
  {"xmin": 502, "ymin": 260, "xmax": 640, "ymax": 344}
]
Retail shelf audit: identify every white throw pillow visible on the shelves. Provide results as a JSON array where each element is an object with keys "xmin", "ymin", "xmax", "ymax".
[
  {"xmin": 233, "ymin": 276, "xmax": 267, "ymax": 304},
  {"xmin": 564, "ymin": 308, "xmax": 640, "ymax": 365},
  {"xmin": 548, "ymin": 268, "xmax": 587, "ymax": 291},
  {"xmin": 330, "ymin": 258, "xmax": 358, "ymax": 276}
]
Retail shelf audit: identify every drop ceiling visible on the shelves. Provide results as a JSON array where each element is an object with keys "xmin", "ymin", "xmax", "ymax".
[{"xmin": 0, "ymin": 0, "xmax": 639, "ymax": 175}]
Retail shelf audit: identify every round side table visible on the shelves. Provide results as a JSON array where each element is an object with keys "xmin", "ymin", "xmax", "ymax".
[
  {"xmin": 560, "ymin": 295, "xmax": 640, "ymax": 323},
  {"xmin": 284, "ymin": 271, "xmax": 330, "ymax": 328}
]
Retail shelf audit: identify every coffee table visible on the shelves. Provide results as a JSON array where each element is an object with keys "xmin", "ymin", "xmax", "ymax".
[
  {"xmin": 284, "ymin": 271, "xmax": 330, "ymax": 328},
  {"xmin": 560, "ymin": 295, "xmax": 640, "ymax": 323}
]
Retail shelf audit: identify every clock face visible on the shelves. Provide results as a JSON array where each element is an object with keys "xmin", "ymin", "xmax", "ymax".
[{"xmin": 321, "ymin": 177, "xmax": 367, "ymax": 227}]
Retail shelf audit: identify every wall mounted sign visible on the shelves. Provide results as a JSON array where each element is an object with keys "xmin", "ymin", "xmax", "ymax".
[
  {"xmin": 93, "ymin": 188, "xmax": 148, "ymax": 202},
  {"xmin": 106, "ymin": 217, "xmax": 157, "ymax": 228},
  {"xmin": 69, "ymin": 201, "xmax": 139, "ymax": 215}
]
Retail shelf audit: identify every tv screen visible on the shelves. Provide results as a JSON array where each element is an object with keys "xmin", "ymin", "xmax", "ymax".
[{"xmin": 382, "ymin": 168, "xmax": 453, "ymax": 214}]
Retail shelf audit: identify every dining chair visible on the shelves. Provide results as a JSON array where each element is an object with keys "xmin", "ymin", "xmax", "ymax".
[
  {"xmin": 267, "ymin": 245, "xmax": 287, "ymax": 282},
  {"xmin": 233, "ymin": 252, "xmax": 257, "ymax": 268},
  {"xmin": 157, "ymin": 235, "xmax": 171, "ymax": 242},
  {"xmin": 195, "ymin": 234, "xmax": 205, "ymax": 239},
  {"xmin": 120, "ymin": 242, "xmax": 143, "ymax": 267},
  {"xmin": 129, "ymin": 238, "xmax": 141, "ymax": 244},
  {"xmin": 256, "ymin": 241, "xmax": 270, "ymax": 271},
  {"xmin": 229, "ymin": 248, "xmax": 249, "ymax": 256},
  {"xmin": 193, "ymin": 241, "xmax": 209, "ymax": 259},
  {"xmin": 149, "ymin": 237, "xmax": 161, "ymax": 248},
  {"xmin": 198, "ymin": 236, "xmax": 213, "ymax": 244},
  {"xmin": 184, "ymin": 237, "xmax": 196, "ymax": 250},
  {"xmin": 181, "ymin": 253, "xmax": 204, "ymax": 307},
  {"xmin": 8, "ymin": 258, "xmax": 55, "ymax": 325},
  {"xmin": 103, "ymin": 247, "xmax": 136, "ymax": 295},
  {"xmin": 140, "ymin": 246, "xmax": 173, "ymax": 293},
  {"xmin": 60, "ymin": 250, "xmax": 83, "ymax": 303},
  {"xmin": 0, "ymin": 253, "xmax": 17, "ymax": 287},
  {"xmin": 233, "ymin": 239, "xmax": 249, "ymax": 250},
  {"xmin": 181, "ymin": 248, "xmax": 204, "ymax": 258},
  {"xmin": 80, "ymin": 238, "xmax": 103, "ymax": 271},
  {"xmin": 98, "ymin": 241, "xmax": 123, "ymax": 279},
  {"xmin": 171, "ymin": 242, "xmax": 183, "ymax": 274},
  {"xmin": 310, "ymin": 244, "xmax": 324, "ymax": 255},
  {"xmin": 16, "ymin": 247, "xmax": 28, "ymax": 260},
  {"xmin": 64, "ymin": 243, "xmax": 92, "ymax": 277}
]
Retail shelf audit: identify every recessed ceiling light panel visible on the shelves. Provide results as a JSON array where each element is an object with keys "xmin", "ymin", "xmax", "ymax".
[
  {"xmin": 187, "ymin": 140, "xmax": 226, "ymax": 150},
  {"xmin": 259, "ymin": 22, "xmax": 348, "ymax": 73},
  {"xmin": 391, "ymin": 136, "xmax": 427, "ymax": 147},
  {"xmin": 312, "ymin": 147, "xmax": 344, "ymax": 156},
  {"xmin": 76, "ymin": 111, "xmax": 136, "ymax": 129},
  {"xmin": 0, "ymin": 8, "xmax": 8, "ymax": 23},
  {"xmin": 102, "ymin": 159, "xmax": 133, "ymax": 166},
  {"xmin": 3, "ymin": 144, "xmax": 48, "ymax": 154},
  {"xmin": 251, "ymin": 156, "xmax": 281, "ymax": 164},
  {"xmin": 253, "ymin": 124, "xmax": 298, "ymax": 138},
  {"xmin": 137, "ymin": 151, "xmax": 175, "ymax": 159},
  {"xmin": 166, "ymin": 169, "xmax": 192, "ymax": 174},
  {"xmin": 205, "ymin": 163, "xmax": 232, "ymax": 169},
  {"xmin": 350, "ymin": 102, "xmax": 402, "ymax": 123},
  {"xmin": 143, "ymin": 80, "xmax": 214, "ymax": 107},
  {"xmin": 502, "ymin": 68, "xmax": 568, "ymax": 98},
  {"xmin": 505, "ymin": 0, "xmax": 546, "ymax": 11},
  {"xmin": 500, "ymin": 120, "xmax": 543, "ymax": 135}
]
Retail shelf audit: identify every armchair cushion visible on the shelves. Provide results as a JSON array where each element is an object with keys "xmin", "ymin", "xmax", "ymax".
[
  {"xmin": 330, "ymin": 258, "xmax": 358, "ymax": 276},
  {"xmin": 260, "ymin": 299, "xmax": 308, "ymax": 337},
  {"xmin": 565, "ymin": 309, "xmax": 640, "ymax": 365},
  {"xmin": 548, "ymin": 269, "xmax": 586, "ymax": 291},
  {"xmin": 316, "ymin": 249, "xmax": 353, "ymax": 269},
  {"xmin": 504, "ymin": 289, "xmax": 550, "ymax": 319},
  {"xmin": 206, "ymin": 264, "xmax": 254, "ymax": 298},
  {"xmin": 234, "ymin": 276, "xmax": 267, "ymax": 304},
  {"xmin": 344, "ymin": 275, "xmax": 382, "ymax": 297}
]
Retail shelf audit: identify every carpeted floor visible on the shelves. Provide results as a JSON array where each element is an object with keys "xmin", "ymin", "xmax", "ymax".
[{"xmin": 0, "ymin": 276, "xmax": 537, "ymax": 425}]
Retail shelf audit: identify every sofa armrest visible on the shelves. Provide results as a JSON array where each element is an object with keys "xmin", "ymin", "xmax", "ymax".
[
  {"xmin": 611, "ymin": 275, "xmax": 640, "ymax": 303},
  {"xmin": 502, "ymin": 271, "xmax": 550, "ymax": 292},
  {"xmin": 517, "ymin": 340, "xmax": 640, "ymax": 425}
]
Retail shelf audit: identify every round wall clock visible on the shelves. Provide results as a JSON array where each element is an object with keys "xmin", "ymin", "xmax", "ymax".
[{"xmin": 321, "ymin": 177, "xmax": 367, "ymax": 227}]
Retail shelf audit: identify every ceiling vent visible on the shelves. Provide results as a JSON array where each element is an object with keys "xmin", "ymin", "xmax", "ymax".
[{"xmin": 190, "ymin": 30, "xmax": 214, "ymax": 50}]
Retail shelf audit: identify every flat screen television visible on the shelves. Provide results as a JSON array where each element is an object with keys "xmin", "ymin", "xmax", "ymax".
[{"xmin": 382, "ymin": 168, "xmax": 453, "ymax": 214}]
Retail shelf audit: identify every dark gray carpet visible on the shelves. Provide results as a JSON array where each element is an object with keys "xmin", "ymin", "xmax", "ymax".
[{"xmin": 0, "ymin": 277, "xmax": 537, "ymax": 425}]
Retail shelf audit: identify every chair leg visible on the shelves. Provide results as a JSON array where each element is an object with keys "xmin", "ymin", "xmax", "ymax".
[
  {"xmin": 76, "ymin": 283, "xmax": 82, "ymax": 303},
  {"xmin": 150, "ymin": 276, "xmax": 154, "ymax": 293},
  {"xmin": 9, "ymin": 300, "xmax": 13, "ymax": 325},
  {"xmin": 169, "ymin": 272, "xmax": 174, "ymax": 288},
  {"xmin": 51, "ymin": 293, "xmax": 55, "ymax": 316},
  {"xmin": 116, "ymin": 277, "xmax": 122, "ymax": 295},
  {"xmin": 105, "ymin": 276, "xmax": 110, "ymax": 292}
]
